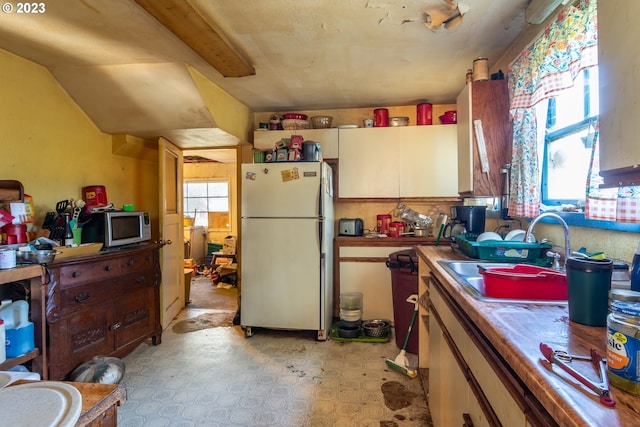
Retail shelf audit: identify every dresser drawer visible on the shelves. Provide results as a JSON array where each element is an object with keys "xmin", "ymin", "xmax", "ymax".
[
  {"xmin": 59, "ymin": 279, "xmax": 121, "ymax": 315},
  {"xmin": 120, "ymin": 251, "xmax": 154, "ymax": 274},
  {"xmin": 56, "ymin": 259, "xmax": 122, "ymax": 286}
]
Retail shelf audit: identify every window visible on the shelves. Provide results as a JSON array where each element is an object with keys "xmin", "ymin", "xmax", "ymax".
[
  {"xmin": 541, "ymin": 68, "xmax": 599, "ymax": 207},
  {"xmin": 184, "ymin": 179, "xmax": 230, "ymax": 230}
]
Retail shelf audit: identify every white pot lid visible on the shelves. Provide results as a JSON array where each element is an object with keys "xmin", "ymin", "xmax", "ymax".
[{"xmin": 0, "ymin": 381, "xmax": 82, "ymax": 426}]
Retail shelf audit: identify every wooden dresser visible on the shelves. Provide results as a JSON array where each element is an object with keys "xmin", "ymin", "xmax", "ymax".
[{"xmin": 45, "ymin": 243, "xmax": 162, "ymax": 380}]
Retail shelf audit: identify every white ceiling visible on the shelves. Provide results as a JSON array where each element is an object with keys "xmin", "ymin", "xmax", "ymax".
[{"xmin": 0, "ymin": 0, "xmax": 540, "ymax": 150}]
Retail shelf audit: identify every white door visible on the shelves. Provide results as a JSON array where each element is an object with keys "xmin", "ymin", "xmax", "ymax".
[{"xmin": 159, "ymin": 137, "xmax": 184, "ymax": 328}]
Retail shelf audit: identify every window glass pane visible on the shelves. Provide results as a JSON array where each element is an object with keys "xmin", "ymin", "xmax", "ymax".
[
  {"xmin": 208, "ymin": 182, "xmax": 229, "ymax": 197},
  {"xmin": 546, "ymin": 128, "xmax": 592, "ymax": 200},
  {"xmin": 187, "ymin": 182, "xmax": 208, "ymax": 197},
  {"xmin": 553, "ymin": 73, "xmax": 585, "ymax": 128}
]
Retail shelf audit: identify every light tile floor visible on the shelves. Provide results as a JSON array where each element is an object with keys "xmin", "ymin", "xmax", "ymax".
[{"xmin": 116, "ymin": 306, "xmax": 431, "ymax": 426}]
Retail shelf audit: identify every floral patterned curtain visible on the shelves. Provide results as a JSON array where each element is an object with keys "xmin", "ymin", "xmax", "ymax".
[{"xmin": 507, "ymin": 0, "xmax": 598, "ymax": 217}]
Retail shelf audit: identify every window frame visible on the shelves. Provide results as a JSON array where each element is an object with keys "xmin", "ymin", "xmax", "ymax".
[{"xmin": 183, "ymin": 178, "xmax": 231, "ymax": 231}]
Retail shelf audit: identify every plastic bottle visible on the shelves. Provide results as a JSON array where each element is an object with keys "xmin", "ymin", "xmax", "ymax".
[{"xmin": 631, "ymin": 241, "xmax": 640, "ymax": 292}]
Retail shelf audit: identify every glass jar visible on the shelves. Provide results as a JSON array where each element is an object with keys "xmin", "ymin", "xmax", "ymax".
[{"xmin": 607, "ymin": 289, "xmax": 640, "ymax": 396}]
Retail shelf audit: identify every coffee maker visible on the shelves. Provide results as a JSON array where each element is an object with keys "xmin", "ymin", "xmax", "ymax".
[{"xmin": 451, "ymin": 205, "xmax": 487, "ymax": 235}]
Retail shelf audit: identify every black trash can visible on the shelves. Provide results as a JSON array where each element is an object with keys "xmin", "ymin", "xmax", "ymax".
[{"xmin": 386, "ymin": 249, "xmax": 419, "ymax": 354}]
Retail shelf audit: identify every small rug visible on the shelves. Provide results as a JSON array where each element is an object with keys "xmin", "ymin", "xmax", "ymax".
[{"xmin": 172, "ymin": 312, "xmax": 236, "ymax": 333}]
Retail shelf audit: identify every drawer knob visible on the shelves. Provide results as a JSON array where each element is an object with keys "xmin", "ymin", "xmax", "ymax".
[
  {"xmin": 105, "ymin": 265, "xmax": 113, "ymax": 271},
  {"xmin": 110, "ymin": 321, "xmax": 122, "ymax": 331},
  {"xmin": 72, "ymin": 271, "xmax": 81, "ymax": 278},
  {"xmin": 75, "ymin": 293, "xmax": 90, "ymax": 303},
  {"xmin": 136, "ymin": 276, "xmax": 146, "ymax": 284},
  {"xmin": 128, "ymin": 259, "xmax": 135, "ymax": 266}
]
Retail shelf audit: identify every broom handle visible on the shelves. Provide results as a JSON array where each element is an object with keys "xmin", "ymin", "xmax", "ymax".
[{"xmin": 401, "ymin": 305, "xmax": 419, "ymax": 350}]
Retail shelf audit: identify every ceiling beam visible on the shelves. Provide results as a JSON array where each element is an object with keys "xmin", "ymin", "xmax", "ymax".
[{"xmin": 133, "ymin": 0, "xmax": 255, "ymax": 78}]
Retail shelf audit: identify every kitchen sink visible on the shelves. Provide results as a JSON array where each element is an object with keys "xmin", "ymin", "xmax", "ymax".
[{"xmin": 437, "ymin": 260, "xmax": 568, "ymax": 305}]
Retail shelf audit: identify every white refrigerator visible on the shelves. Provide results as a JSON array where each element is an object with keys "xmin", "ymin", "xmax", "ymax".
[{"xmin": 240, "ymin": 161, "xmax": 334, "ymax": 340}]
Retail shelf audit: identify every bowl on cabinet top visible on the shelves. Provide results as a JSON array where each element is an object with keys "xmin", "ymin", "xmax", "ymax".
[
  {"xmin": 439, "ymin": 115, "xmax": 457, "ymax": 124},
  {"xmin": 310, "ymin": 116, "xmax": 333, "ymax": 129},
  {"xmin": 282, "ymin": 113, "xmax": 308, "ymax": 120},
  {"xmin": 389, "ymin": 116, "xmax": 409, "ymax": 126}
]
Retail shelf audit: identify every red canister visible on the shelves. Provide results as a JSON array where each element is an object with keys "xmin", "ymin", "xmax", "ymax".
[
  {"xmin": 377, "ymin": 214, "xmax": 392, "ymax": 234},
  {"xmin": 388, "ymin": 221, "xmax": 404, "ymax": 237},
  {"xmin": 417, "ymin": 103, "xmax": 432, "ymax": 125},
  {"xmin": 83, "ymin": 185, "xmax": 108, "ymax": 208},
  {"xmin": 3, "ymin": 224, "xmax": 27, "ymax": 244},
  {"xmin": 374, "ymin": 108, "xmax": 389, "ymax": 127}
]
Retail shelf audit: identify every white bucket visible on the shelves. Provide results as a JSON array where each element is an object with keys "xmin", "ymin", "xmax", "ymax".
[{"xmin": 0, "ymin": 250, "xmax": 16, "ymax": 270}]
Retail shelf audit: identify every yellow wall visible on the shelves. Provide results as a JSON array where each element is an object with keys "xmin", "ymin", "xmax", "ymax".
[
  {"xmin": 189, "ymin": 66, "xmax": 253, "ymax": 142},
  {"xmin": 0, "ymin": 48, "xmax": 159, "ymax": 235}
]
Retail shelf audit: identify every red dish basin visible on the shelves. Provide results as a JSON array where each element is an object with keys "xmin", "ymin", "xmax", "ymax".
[{"xmin": 479, "ymin": 264, "xmax": 567, "ymax": 300}]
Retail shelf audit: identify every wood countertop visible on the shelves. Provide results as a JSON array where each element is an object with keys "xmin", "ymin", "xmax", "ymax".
[{"xmin": 416, "ymin": 245, "xmax": 640, "ymax": 427}]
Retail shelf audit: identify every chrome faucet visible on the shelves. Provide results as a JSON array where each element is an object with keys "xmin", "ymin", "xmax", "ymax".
[{"xmin": 524, "ymin": 212, "xmax": 571, "ymax": 270}]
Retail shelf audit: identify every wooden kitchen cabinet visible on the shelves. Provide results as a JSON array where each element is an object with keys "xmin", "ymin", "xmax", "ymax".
[
  {"xmin": 456, "ymin": 80, "xmax": 512, "ymax": 197},
  {"xmin": 428, "ymin": 274, "xmax": 523, "ymax": 427},
  {"xmin": 597, "ymin": 1, "xmax": 640, "ymax": 187},
  {"xmin": 45, "ymin": 244, "xmax": 162, "ymax": 380},
  {"xmin": 253, "ymin": 128, "xmax": 339, "ymax": 158},
  {"xmin": 338, "ymin": 126, "xmax": 458, "ymax": 199}
]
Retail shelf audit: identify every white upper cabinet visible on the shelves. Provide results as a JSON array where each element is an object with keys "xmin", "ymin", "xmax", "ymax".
[
  {"xmin": 253, "ymin": 128, "xmax": 339, "ymax": 158},
  {"xmin": 338, "ymin": 126, "xmax": 458, "ymax": 199},
  {"xmin": 598, "ymin": 0, "xmax": 640, "ymax": 187}
]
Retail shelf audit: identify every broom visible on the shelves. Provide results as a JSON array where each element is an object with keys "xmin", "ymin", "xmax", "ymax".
[{"xmin": 385, "ymin": 294, "xmax": 418, "ymax": 378}]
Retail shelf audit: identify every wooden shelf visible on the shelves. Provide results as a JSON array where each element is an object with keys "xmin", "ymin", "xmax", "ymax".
[{"xmin": 0, "ymin": 349, "xmax": 39, "ymax": 372}]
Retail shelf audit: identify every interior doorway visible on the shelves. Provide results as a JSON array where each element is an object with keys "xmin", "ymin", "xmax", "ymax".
[{"xmin": 182, "ymin": 147, "xmax": 239, "ymax": 307}]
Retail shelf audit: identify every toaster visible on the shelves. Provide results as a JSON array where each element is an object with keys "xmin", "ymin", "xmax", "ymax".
[{"xmin": 338, "ymin": 218, "xmax": 364, "ymax": 236}]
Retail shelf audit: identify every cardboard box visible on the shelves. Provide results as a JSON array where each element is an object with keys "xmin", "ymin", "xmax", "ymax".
[{"xmin": 223, "ymin": 236, "xmax": 236, "ymax": 255}]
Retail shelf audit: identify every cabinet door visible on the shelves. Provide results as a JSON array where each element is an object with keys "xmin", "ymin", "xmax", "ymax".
[
  {"xmin": 115, "ymin": 287, "xmax": 157, "ymax": 349},
  {"xmin": 428, "ymin": 293, "xmax": 471, "ymax": 427},
  {"xmin": 339, "ymin": 246, "xmax": 410, "ymax": 321},
  {"xmin": 456, "ymin": 80, "xmax": 511, "ymax": 197},
  {"xmin": 598, "ymin": 1, "xmax": 640, "ymax": 186},
  {"xmin": 399, "ymin": 126, "xmax": 458, "ymax": 197},
  {"xmin": 50, "ymin": 303, "xmax": 115, "ymax": 380},
  {"xmin": 253, "ymin": 128, "xmax": 339, "ymax": 158},
  {"xmin": 338, "ymin": 127, "xmax": 400, "ymax": 198}
]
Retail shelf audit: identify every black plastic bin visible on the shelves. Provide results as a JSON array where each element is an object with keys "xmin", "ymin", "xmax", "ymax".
[{"xmin": 386, "ymin": 249, "xmax": 419, "ymax": 354}]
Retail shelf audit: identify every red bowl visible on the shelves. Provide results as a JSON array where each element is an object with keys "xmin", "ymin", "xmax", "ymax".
[
  {"xmin": 443, "ymin": 110, "xmax": 457, "ymax": 120},
  {"xmin": 282, "ymin": 113, "xmax": 308, "ymax": 120},
  {"xmin": 439, "ymin": 115, "xmax": 457, "ymax": 124}
]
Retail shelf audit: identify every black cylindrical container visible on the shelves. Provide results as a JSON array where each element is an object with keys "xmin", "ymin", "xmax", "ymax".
[{"xmin": 566, "ymin": 257, "xmax": 613, "ymax": 326}]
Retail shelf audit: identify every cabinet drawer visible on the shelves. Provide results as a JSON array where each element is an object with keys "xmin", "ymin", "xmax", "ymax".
[
  {"xmin": 59, "ymin": 279, "xmax": 122, "ymax": 315},
  {"xmin": 56, "ymin": 259, "xmax": 122, "ymax": 286},
  {"xmin": 120, "ymin": 251, "xmax": 154, "ymax": 274}
]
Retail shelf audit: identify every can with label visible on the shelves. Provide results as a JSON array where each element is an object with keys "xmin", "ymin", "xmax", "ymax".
[
  {"xmin": 0, "ymin": 249, "xmax": 16, "ymax": 270},
  {"xmin": 377, "ymin": 214, "xmax": 392, "ymax": 234},
  {"xmin": 607, "ymin": 290, "xmax": 640, "ymax": 396},
  {"xmin": 473, "ymin": 57, "xmax": 489, "ymax": 81}
]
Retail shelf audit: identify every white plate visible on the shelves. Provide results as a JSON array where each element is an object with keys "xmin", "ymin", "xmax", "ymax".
[
  {"xmin": 0, "ymin": 381, "xmax": 82, "ymax": 427},
  {"xmin": 337, "ymin": 124, "xmax": 359, "ymax": 128}
]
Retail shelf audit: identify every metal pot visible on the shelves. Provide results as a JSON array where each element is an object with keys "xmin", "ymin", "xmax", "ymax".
[
  {"xmin": 413, "ymin": 227, "xmax": 429, "ymax": 237},
  {"xmin": 16, "ymin": 250, "xmax": 59, "ymax": 264}
]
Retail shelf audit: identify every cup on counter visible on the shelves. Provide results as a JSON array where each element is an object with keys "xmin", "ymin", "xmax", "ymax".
[
  {"xmin": 566, "ymin": 257, "xmax": 613, "ymax": 326},
  {"xmin": 363, "ymin": 118, "xmax": 374, "ymax": 128},
  {"xmin": 72, "ymin": 228, "xmax": 83, "ymax": 245}
]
